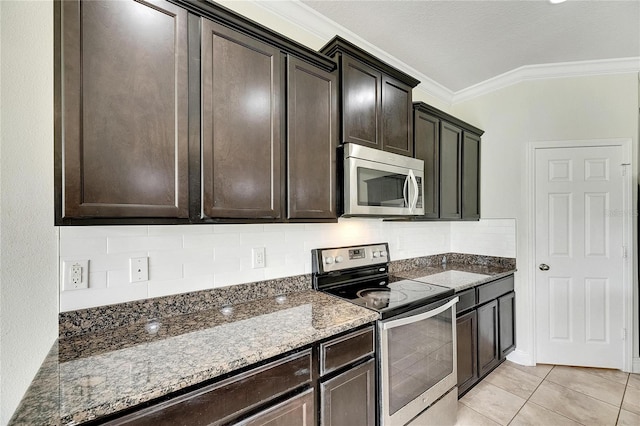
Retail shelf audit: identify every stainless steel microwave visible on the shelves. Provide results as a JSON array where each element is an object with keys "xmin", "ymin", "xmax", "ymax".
[{"xmin": 343, "ymin": 143, "xmax": 424, "ymax": 217}]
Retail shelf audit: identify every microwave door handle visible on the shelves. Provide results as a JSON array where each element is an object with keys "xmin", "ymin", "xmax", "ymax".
[
  {"xmin": 403, "ymin": 175, "xmax": 409, "ymax": 208},
  {"xmin": 408, "ymin": 170, "xmax": 418, "ymax": 212}
]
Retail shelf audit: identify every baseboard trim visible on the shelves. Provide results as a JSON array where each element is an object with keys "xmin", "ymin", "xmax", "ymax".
[{"xmin": 506, "ymin": 349, "xmax": 534, "ymax": 366}]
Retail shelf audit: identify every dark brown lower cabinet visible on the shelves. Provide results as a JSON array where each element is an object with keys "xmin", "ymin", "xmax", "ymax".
[
  {"xmin": 499, "ymin": 291, "xmax": 516, "ymax": 358},
  {"xmin": 456, "ymin": 310, "xmax": 478, "ymax": 396},
  {"xmin": 456, "ymin": 274, "xmax": 516, "ymax": 397},
  {"xmin": 477, "ymin": 300, "xmax": 500, "ymax": 378},
  {"xmin": 320, "ymin": 359, "xmax": 375, "ymax": 426}
]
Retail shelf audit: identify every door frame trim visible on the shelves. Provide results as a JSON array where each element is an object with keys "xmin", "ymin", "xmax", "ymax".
[{"xmin": 527, "ymin": 138, "xmax": 634, "ymax": 371}]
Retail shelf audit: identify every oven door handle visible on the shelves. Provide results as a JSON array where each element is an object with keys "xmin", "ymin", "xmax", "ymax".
[{"xmin": 381, "ymin": 296, "xmax": 459, "ymax": 330}]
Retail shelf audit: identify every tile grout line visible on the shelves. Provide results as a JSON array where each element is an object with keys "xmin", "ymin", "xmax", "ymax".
[
  {"xmin": 544, "ymin": 367, "xmax": 628, "ymax": 409},
  {"xmin": 614, "ymin": 373, "xmax": 632, "ymax": 425},
  {"xmin": 505, "ymin": 364, "xmax": 557, "ymax": 425}
]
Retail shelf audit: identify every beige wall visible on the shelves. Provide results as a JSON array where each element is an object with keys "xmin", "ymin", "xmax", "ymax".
[
  {"xmin": 452, "ymin": 73, "xmax": 640, "ymax": 365},
  {"xmin": 0, "ymin": 1, "xmax": 58, "ymax": 423}
]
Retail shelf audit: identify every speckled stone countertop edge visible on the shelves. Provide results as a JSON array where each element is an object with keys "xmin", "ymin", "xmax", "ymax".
[
  {"xmin": 446, "ymin": 270, "xmax": 515, "ymax": 292},
  {"xmin": 11, "ymin": 290, "xmax": 378, "ymax": 426},
  {"xmin": 389, "ymin": 252, "xmax": 516, "ymax": 274},
  {"xmin": 64, "ymin": 310, "xmax": 377, "ymax": 424},
  {"xmin": 8, "ymin": 342, "xmax": 61, "ymax": 426}
]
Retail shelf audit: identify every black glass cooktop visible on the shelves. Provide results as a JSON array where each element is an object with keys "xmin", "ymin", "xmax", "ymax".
[{"xmin": 324, "ymin": 275, "xmax": 454, "ymax": 319}]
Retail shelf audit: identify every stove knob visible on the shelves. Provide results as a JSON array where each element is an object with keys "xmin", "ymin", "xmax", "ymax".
[
  {"xmin": 380, "ymin": 250, "xmax": 388, "ymax": 257},
  {"xmin": 372, "ymin": 251, "xmax": 379, "ymax": 258},
  {"xmin": 324, "ymin": 256, "xmax": 334, "ymax": 265},
  {"xmin": 335, "ymin": 255, "xmax": 344, "ymax": 263}
]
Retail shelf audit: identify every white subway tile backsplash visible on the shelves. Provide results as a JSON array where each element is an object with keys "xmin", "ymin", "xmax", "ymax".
[
  {"xmin": 60, "ymin": 226, "xmax": 148, "ymax": 239},
  {"xmin": 148, "ymin": 224, "xmax": 214, "ymax": 235},
  {"xmin": 107, "ymin": 269, "xmax": 132, "ymax": 288},
  {"xmin": 214, "ymin": 268, "xmax": 265, "ymax": 287},
  {"xmin": 148, "ymin": 275, "xmax": 214, "ymax": 299},
  {"xmin": 60, "ymin": 283, "xmax": 148, "ymax": 312},
  {"xmin": 58, "ymin": 219, "xmax": 517, "ymax": 311},
  {"xmin": 107, "ymin": 235, "xmax": 182, "ymax": 254},
  {"xmin": 60, "ymin": 236, "xmax": 107, "ymax": 257},
  {"xmin": 213, "ymin": 224, "xmax": 264, "ymax": 234},
  {"xmin": 148, "ymin": 262, "xmax": 183, "ymax": 282},
  {"xmin": 88, "ymin": 271, "xmax": 107, "ymax": 289}
]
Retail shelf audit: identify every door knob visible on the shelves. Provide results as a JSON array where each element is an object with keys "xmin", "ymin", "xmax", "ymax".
[{"xmin": 539, "ymin": 264, "xmax": 550, "ymax": 271}]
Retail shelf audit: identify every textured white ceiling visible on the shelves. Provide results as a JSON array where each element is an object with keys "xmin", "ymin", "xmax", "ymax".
[{"xmin": 301, "ymin": 0, "xmax": 640, "ymax": 92}]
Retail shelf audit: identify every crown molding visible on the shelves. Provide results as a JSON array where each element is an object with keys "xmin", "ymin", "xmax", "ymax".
[
  {"xmin": 252, "ymin": 0, "xmax": 454, "ymax": 106},
  {"xmin": 247, "ymin": 1, "xmax": 639, "ymax": 106},
  {"xmin": 453, "ymin": 57, "xmax": 640, "ymax": 103}
]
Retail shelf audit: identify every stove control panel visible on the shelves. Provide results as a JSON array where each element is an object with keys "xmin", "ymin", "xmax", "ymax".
[{"xmin": 313, "ymin": 243, "xmax": 390, "ymax": 273}]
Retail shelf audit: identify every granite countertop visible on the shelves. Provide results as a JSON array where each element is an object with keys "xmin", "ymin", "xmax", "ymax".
[
  {"xmin": 10, "ymin": 290, "xmax": 379, "ymax": 426},
  {"xmin": 394, "ymin": 263, "xmax": 515, "ymax": 292}
]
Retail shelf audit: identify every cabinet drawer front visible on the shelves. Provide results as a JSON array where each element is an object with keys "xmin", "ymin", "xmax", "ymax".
[
  {"xmin": 456, "ymin": 288, "xmax": 476, "ymax": 313},
  {"xmin": 320, "ymin": 326, "xmax": 375, "ymax": 375},
  {"xmin": 477, "ymin": 275, "xmax": 514, "ymax": 305},
  {"xmin": 239, "ymin": 388, "xmax": 315, "ymax": 426},
  {"xmin": 108, "ymin": 350, "xmax": 312, "ymax": 426}
]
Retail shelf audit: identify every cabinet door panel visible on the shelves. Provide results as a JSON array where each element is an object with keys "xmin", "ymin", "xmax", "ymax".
[
  {"xmin": 456, "ymin": 310, "xmax": 478, "ymax": 396},
  {"xmin": 341, "ymin": 56, "xmax": 381, "ymax": 149},
  {"xmin": 477, "ymin": 300, "xmax": 500, "ymax": 378},
  {"xmin": 320, "ymin": 359, "xmax": 375, "ymax": 426},
  {"xmin": 462, "ymin": 132, "xmax": 481, "ymax": 220},
  {"xmin": 439, "ymin": 121, "xmax": 462, "ymax": 219},
  {"xmin": 499, "ymin": 291, "xmax": 516, "ymax": 359},
  {"xmin": 61, "ymin": 0, "xmax": 189, "ymax": 218},
  {"xmin": 241, "ymin": 389, "xmax": 315, "ymax": 426},
  {"xmin": 201, "ymin": 19, "xmax": 283, "ymax": 219},
  {"xmin": 287, "ymin": 57, "xmax": 337, "ymax": 219},
  {"xmin": 414, "ymin": 111, "xmax": 440, "ymax": 218},
  {"xmin": 381, "ymin": 76, "xmax": 413, "ymax": 156}
]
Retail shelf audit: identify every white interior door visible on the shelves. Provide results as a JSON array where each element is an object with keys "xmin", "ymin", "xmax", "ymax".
[{"xmin": 535, "ymin": 145, "xmax": 625, "ymax": 368}]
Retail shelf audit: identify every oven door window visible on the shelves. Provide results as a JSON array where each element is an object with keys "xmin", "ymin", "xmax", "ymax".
[{"xmin": 386, "ymin": 309, "xmax": 454, "ymax": 415}]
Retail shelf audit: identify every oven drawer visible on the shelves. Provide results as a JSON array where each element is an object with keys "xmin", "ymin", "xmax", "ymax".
[
  {"xmin": 320, "ymin": 326, "xmax": 375, "ymax": 375},
  {"xmin": 477, "ymin": 275, "xmax": 514, "ymax": 305}
]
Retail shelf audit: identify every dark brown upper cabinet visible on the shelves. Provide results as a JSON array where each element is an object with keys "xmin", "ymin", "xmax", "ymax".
[
  {"xmin": 200, "ymin": 18, "xmax": 284, "ymax": 220},
  {"xmin": 320, "ymin": 36, "xmax": 419, "ymax": 157},
  {"xmin": 287, "ymin": 57, "xmax": 338, "ymax": 220},
  {"xmin": 56, "ymin": 0, "xmax": 189, "ymax": 222},
  {"xmin": 56, "ymin": 0, "xmax": 337, "ymax": 224},
  {"xmin": 413, "ymin": 102, "xmax": 483, "ymax": 221},
  {"xmin": 462, "ymin": 132, "xmax": 481, "ymax": 220},
  {"xmin": 440, "ymin": 121, "xmax": 463, "ymax": 220},
  {"xmin": 413, "ymin": 110, "xmax": 440, "ymax": 219}
]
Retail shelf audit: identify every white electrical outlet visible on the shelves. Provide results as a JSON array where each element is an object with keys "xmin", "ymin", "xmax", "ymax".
[
  {"xmin": 252, "ymin": 247, "xmax": 266, "ymax": 269},
  {"xmin": 130, "ymin": 257, "xmax": 149, "ymax": 283},
  {"xmin": 63, "ymin": 260, "xmax": 89, "ymax": 291}
]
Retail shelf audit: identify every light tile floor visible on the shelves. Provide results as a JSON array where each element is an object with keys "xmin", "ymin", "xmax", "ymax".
[{"xmin": 456, "ymin": 361, "xmax": 640, "ymax": 426}]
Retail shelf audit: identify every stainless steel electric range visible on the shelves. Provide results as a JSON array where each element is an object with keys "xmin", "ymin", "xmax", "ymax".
[{"xmin": 312, "ymin": 243, "xmax": 459, "ymax": 426}]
